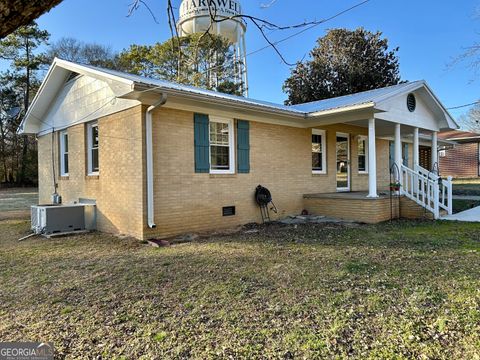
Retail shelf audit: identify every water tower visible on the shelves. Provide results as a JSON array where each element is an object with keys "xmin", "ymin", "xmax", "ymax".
[{"xmin": 177, "ymin": 0, "xmax": 248, "ymax": 96}]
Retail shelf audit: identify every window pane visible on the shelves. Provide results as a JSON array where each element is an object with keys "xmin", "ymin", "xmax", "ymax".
[
  {"xmin": 312, "ymin": 135, "xmax": 322, "ymax": 149},
  {"xmin": 358, "ymin": 155, "xmax": 366, "ymax": 172},
  {"xmin": 312, "ymin": 133, "xmax": 323, "ymax": 170},
  {"xmin": 92, "ymin": 148, "xmax": 99, "ymax": 172},
  {"xmin": 210, "ymin": 145, "xmax": 229, "ymax": 170},
  {"xmin": 210, "ymin": 122, "xmax": 229, "ymax": 146},
  {"xmin": 209, "ymin": 120, "xmax": 231, "ymax": 171},
  {"xmin": 64, "ymin": 154, "xmax": 69, "ymax": 174},
  {"xmin": 92, "ymin": 126, "xmax": 99, "ymax": 148},
  {"xmin": 64, "ymin": 134, "xmax": 68, "ymax": 152},
  {"xmin": 358, "ymin": 139, "xmax": 365, "ymax": 156},
  {"xmin": 312, "ymin": 153, "xmax": 322, "ymax": 170}
]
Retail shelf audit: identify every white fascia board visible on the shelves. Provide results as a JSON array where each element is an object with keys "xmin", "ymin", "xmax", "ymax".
[
  {"xmin": 19, "ymin": 58, "xmax": 136, "ymax": 135},
  {"xmin": 54, "ymin": 58, "xmax": 134, "ymax": 90},
  {"xmin": 375, "ymin": 81, "xmax": 459, "ymax": 130},
  {"xmin": 305, "ymin": 102, "xmax": 376, "ymax": 118},
  {"xmin": 18, "ymin": 60, "xmax": 60, "ymax": 134},
  {"xmin": 444, "ymin": 136, "xmax": 480, "ymax": 141},
  {"xmin": 129, "ymin": 87, "xmax": 306, "ymax": 120},
  {"xmin": 421, "ymin": 82, "xmax": 459, "ymax": 129}
]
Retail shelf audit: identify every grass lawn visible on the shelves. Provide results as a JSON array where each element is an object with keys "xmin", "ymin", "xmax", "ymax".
[
  {"xmin": 0, "ymin": 220, "xmax": 479, "ymax": 359},
  {"xmin": 452, "ymin": 179, "xmax": 480, "ymax": 197},
  {"xmin": 452, "ymin": 199, "xmax": 480, "ymax": 213},
  {"xmin": 0, "ymin": 188, "xmax": 38, "ymax": 220}
]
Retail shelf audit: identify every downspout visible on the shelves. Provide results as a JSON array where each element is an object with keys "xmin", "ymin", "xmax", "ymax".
[{"xmin": 146, "ymin": 94, "xmax": 168, "ymax": 229}]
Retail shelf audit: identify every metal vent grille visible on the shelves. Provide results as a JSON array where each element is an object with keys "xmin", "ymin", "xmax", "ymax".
[
  {"xmin": 222, "ymin": 206, "xmax": 236, "ymax": 217},
  {"xmin": 407, "ymin": 93, "xmax": 416, "ymax": 112}
]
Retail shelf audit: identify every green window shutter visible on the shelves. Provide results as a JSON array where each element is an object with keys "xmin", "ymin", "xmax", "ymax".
[
  {"xmin": 237, "ymin": 120, "xmax": 250, "ymax": 173},
  {"xmin": 194, "ymin": 113, "xmax": 210, "ymax": 173}
]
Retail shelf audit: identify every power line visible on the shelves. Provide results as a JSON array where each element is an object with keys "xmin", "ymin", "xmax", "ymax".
[
  {"xmin": 203, "ymin": 0, "xmax": 371, "ymax": 75},
  {"xmin": 447, "ymin": 100, "xmax": 480, "ymax": 110},
  {"xmin": 134, "ymin": 0, "xmax": 372, "ymax": 95}
]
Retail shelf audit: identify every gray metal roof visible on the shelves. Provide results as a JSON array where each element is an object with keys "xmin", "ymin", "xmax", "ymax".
[
  {"xmin": 79, "ymin": 63, "xmax": 304, "ymax": 114},
  {"xmin": 289, "ymin": 81, "xmax": 426, "ymax": 113},
  {"xmin": 19, "ymin": 59, "xmax": 459, "ymax": 135},
  {"xmin": 80, "ymin": 63, "xmax": 430, "ymax": 115}
]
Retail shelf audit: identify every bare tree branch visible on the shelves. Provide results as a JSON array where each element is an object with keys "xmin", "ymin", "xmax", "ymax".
[{"xmin": 127, "ymin": 0, "xmax": 159, "ymax": 24}]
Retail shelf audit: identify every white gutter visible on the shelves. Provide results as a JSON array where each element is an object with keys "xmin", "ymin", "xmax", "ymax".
[{"xmin": 146, "ymin": 94, "xmax": 168, "ymax": 229}]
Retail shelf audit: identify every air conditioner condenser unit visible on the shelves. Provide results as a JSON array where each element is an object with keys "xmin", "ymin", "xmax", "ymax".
[{"xmin": 31, "ymin": 204, "xmax": 93, "ymax": 235}]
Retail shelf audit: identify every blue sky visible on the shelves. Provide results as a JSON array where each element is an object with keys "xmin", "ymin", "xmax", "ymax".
[{"xmin": 34, "ymin": 0, "xmax": 480, "ymax": 121}]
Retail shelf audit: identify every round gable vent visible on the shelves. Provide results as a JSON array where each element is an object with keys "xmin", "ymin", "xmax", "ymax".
[{"xmin": 407, "ymin": 93, "xmax": 416, "ymax": 112}]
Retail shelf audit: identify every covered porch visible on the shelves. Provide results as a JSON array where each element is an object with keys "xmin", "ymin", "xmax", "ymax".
[{"xmin": 300, "ymin": 81, "xmax": 458, "ymax": 222}]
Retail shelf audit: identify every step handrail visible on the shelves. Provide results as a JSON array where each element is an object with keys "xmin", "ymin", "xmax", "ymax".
[{"xmin": 400, "ymin": 165, "xmax": 453, "ymax": 218}]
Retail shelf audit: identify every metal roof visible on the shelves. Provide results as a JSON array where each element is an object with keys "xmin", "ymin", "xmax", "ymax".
[
  {"xmin": 78, "ymin": 63, "xmax": 304, "ymax": 114},
  {"xmin": 78, "ymin": 63, "xmax": 441, "ymax": 116},
  {"xmin": 19, "ymin": 59, "xmax": 460, "ymax": 134},
  {"xmin": 438, "ymin": 129, "xmax": 480, "ymax": 142},
  {"xmin": 289, "ymin": 81, "xmax": 426, "ymax": 113}
]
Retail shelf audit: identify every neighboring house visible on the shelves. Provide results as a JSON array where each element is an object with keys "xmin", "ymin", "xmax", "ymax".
[
  {"xmin": 438, "ymin": 130, "xmax": 480, "ymax": 178},
  {"xmin": 18, "ymin": 59, "xmax": 459, "ymax": 240}
]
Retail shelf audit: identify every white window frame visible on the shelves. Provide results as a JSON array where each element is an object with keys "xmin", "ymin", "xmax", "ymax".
[
  {"xmin": 209, "ymin": 117, "xmax": 235, "ymax": 175},
  {"xmin": 358, "ymin": 135, "xmax": 369, "ymax": 174},
  {"xmin": 59, "ymin": 130, "xmax": 69, "ymax": 177},
  {"xmin": 87, "ymin": 122, "xmax": 99, "ymax": 176},
  {"xmin": 312, "ymin": 129, "xmax": 327, "ymax": 174}
]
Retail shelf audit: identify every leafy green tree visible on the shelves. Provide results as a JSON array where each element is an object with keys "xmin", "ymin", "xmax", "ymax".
[
  {"xmin": 0, "ymin": 21, "xmax": 49, "ymax": 184},
  {"xmin": 117, "ymin": 34, "xmax": 244, "ymax": 95},
  {"xmin": 283, "ymin": 28, "xmax": 402, "ymax": 105}
]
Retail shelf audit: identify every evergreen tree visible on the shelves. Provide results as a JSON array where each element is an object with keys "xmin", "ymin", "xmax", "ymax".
[
  {"xmin": 283, "ymin": 28, "xmax": 402, "ymax": 105},
  {"xmin": 0, "ymin": 21, "xmax": 50, "ymax": 184},
  {"xmin": 117, "ymin": 34, "xmax": 244, "ymax": 95}
]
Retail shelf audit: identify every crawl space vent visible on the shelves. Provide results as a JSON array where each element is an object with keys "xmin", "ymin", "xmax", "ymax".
[
  {"xmin": 407, "ymin": 93, "xmax": 416, "ymax": 112},
  {"xmin": 222, "ymin": 206, "xmax": 236, "ymax": 217}
]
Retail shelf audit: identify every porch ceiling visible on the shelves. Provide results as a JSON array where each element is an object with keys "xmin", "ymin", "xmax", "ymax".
[
  {"xmin": 346, "ymin": 118, "xmax": 420, "ymax": 137},
  {"xmin": 326, "ymin": 118, "xmax": 452, "ymax": 146}
]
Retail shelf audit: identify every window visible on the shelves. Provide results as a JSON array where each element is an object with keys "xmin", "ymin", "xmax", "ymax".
[
  {"xmin": 87, "ymin": 122, "xmax": 99, "ymax": 175},
  {"xmin": 312, "ymin": 129, "xmax": 327, "ymax": 174},
  {"xmin": 358, "ymin": 136, "xmax": 369, "ymax": 173},
  {"xmin": 59, "ymin": 130, "xmax": 69, "ymax": 176},
  {"xmin": 209, "ymin": 117, "xmax": 234, "ymax": 174}
]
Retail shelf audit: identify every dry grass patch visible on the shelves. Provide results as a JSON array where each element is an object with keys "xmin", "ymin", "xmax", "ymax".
[{"xmin": 0, "ymin": 220, "xmax": 479, "ymax": 359}]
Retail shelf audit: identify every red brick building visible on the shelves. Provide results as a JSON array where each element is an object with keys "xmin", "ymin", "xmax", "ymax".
[{"xmin": 439, "ymin": 130, "xmax": 480, "ymax": 178}]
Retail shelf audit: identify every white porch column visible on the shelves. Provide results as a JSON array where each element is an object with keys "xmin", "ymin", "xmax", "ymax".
[
  {"xmin": 394, "ymin": 123, "xmax": 402, "ymax": 171},
  {"xmin": 413, "ymin": 127, "xmax": 419, "ymax": 168},
  {"xmin": 367, "ymin": 118, "xmax": 378, "ymax": 198},
  {"xmin": 431, "ymin": 131, "xmax": 438, "ymax": 170}
]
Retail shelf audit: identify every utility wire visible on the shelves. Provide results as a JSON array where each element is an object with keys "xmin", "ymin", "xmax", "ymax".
[
  {"xmin": 134, "ymin": 0, "xmax": 371, "ymax": 96},
  {"xmin": 202, "ymin": 0, "xmax": 371, "ymax": 75},
  {"xmin": 447, "ymin": 100, "xmax": 480, "ymax": 110}
]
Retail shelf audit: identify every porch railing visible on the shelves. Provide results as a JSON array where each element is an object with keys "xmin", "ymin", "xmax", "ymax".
[{"xmin": 400, "ymin": 164, "xmax": 453, "ymax": 219}]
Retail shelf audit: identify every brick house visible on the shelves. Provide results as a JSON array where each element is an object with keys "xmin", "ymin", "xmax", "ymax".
[
  {"xmin": 18, "ymin": 59, "xmax": 459, "ymax": 239},
  {"xmin": 438, "ymin": 130, "xmax": 480, "ymax": 178}
]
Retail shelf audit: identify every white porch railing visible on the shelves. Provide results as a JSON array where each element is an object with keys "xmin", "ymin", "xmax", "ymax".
[{"xmin": 399, "ymin": 165, "xmax": 453, "ymax": 219}]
